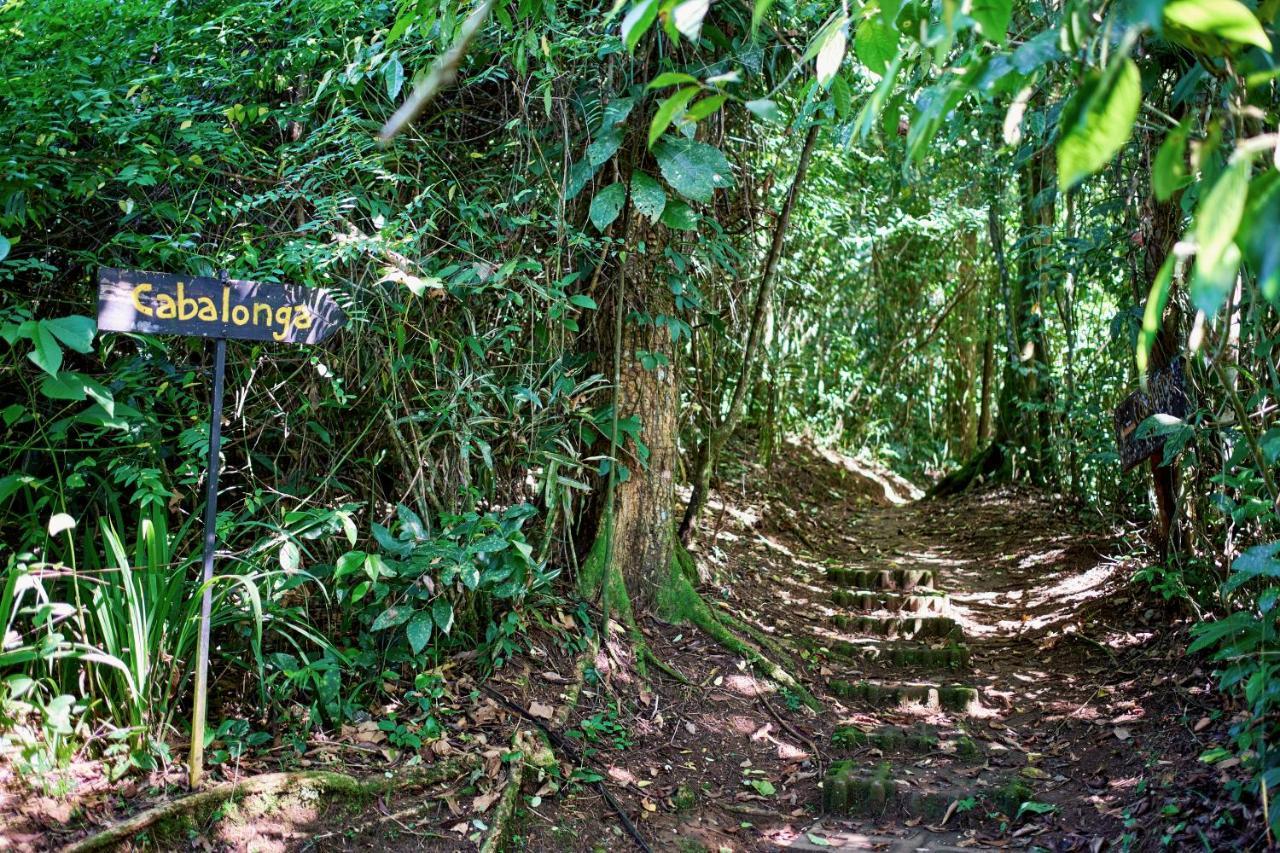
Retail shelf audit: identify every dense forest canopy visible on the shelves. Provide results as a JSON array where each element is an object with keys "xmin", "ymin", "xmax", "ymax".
[{"xmin": 1, "ymin": 0, "xmax": 1278, "ymax": 847}]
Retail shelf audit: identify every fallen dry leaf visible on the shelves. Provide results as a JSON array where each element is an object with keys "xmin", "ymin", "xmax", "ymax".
[{"xmin": 528, "ymin": 700, "xmax": 555, "ymax": 720}]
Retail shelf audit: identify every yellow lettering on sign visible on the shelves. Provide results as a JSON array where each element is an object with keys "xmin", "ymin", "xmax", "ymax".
[
  {"xmin": 293, "ymin": 306, "xmax": 313, "ymax": 332},
  {"xmin": 221, "ymin": 286, "xmax": 231, "ymax": 322},
  {"xmin": 253, "ymin": 303, "xmax": 272, "ymax": 327},
  {"xmin": 197, "ymin": 297, "xmax": 218, "ymax": 321},
  {"xmin": 132, "ymin": 283, "xmax": 154, "ymax": 316},
  {"xmin": 231, "ymin": 304, "xmax": 250, "ymax": 325},
  {"xmin": 155, "ymin": 293, "xmax": 177, "ymax": 319},
  {"xmin": 177, "ymin": 282, "xmax": 200, "ymax": 321},
  {"xmin": 272, "ymin": 305, "xmax": 293, "ymax": 341}
]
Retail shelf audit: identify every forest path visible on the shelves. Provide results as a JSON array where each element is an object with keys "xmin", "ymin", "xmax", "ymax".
[{"xmin": 516, "ymin": 440, "xmax": 1212, "ymax": 852}]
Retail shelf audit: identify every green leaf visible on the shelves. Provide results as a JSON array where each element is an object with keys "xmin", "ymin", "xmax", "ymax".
[
  {"xmin": 970, "ymin": 0, "xmax": 1012, "ymax": 43},
  {"xmin": 631, "ymin": 172, "xmax": 667, "ymax": 221},
  {"xmin": 685, "ymin": 93, "xmax": 728, "ymax": 123},
  {"xmin": 1244, "ymin": 170, "xmax": 1280, "ymax": 307},
  {"xmin": 1190, "ymin": 157, "xmax": 1250, "ymax": 315},
  {"xmin": 371, "ymin": 606, "xmax": 410, "ymax": 631},
  {"xmin": 649, "ymin": 86, "xmax": 700, "ymax": 148},
  {"xmin": 815, "ymin": 22, "xmax": 848, "ymax": 87},
  {"xmin": 654, "ymin": 138, "xmax": 734, "ymax": 203},
  {"xmin": 27, "ymin": 322, "xmax": 62, "ymax": 376},
  {"xmin": 622, "ymin": 0, "xmax": 659, "ymax": 51},
  {"xmin": 279, "ymin": 540, "xmax": 301, "ymax": 572},
  {"xmin": 1137, "ymin": 253, "xmax": 1175, "ymax": 376},
  {"xmin": 672, "ymin": 0, "xmax": 709, "ymax": 41},
  {"xmin": 743, "ymin": 98, "xmax": 781, "ymax": 123},
  {"xmin": 384, "ymin": 57, "xmax": 404, "ymax": 101},
  {"xmin": 588, "ymin": 128, "xmax": 623, "ymax": 167},
  {"xmin": 751, "ymin": 0, "xmax": 775, "ymax": 34},
  {"xmin": 748, "ymin": 778, "xmax": 776, "ymax": 795},
  {"xmin": 44, "ymin": 316, "xmax": 95, "ymax": 354},
  {"xmin": 335, "ymin": 551, "xmax": 367, "ymax": 580},
  {"xmin": 0, "ymin": 236, "xmax": 9, "ymax": 263},
  {"xmin": 432, "ymin": 598, "xmax": 454, "ymax": 635},
  {"xmin": 40, "ymin": 371, "xmax": 87, "ymax": 401},
  {"xmin": 854, "ymin": 15, "xmax": 898, "ymax": 75},
  {"xmin": 647, "ymin": 72, "xmax": 699, "ymax": 90},
  {"xmin": 589, "ymin": 182, "xmax": 626, "ymax": 231},
  {"xmin": 661, "ymin": 200, "xmax": 698, "ymax": 230},
  {"xmin": 1153, "ymin": 123, "xmax": 1191, "ymax": 201},
  {"xmin": 407, "ymin": 612, "xmax": 433, "ymax": 654},
  {"xmin": 1163, "ymin": 0, "xmax": 1272, "ymax": 50},
  {"xmin": 1056, "ymin": 57, "xmax": 1141, "ymax": 191},
  {"xmin": 830, "ymin": 75, "xmax": 851, "ymax": 119}
]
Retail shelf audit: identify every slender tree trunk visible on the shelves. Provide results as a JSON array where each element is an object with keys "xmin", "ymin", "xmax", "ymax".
[
  {"xmin": 978, "ymin": 299, "xmax": 995, "ymax": 443},
  {"xmin": 679, "ymin": 123, "xmax": 820, "ymax": 543}
]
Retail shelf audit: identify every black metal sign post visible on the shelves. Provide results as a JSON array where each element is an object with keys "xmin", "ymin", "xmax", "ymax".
[{"xmin": 96, "ymin": 267, "xmax": 345, "ymax": 788}]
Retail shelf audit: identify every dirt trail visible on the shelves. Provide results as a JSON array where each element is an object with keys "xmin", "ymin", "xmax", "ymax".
[{"xmin": 515, "ymin": 440, "xmax": 1217, "ymax": 852}]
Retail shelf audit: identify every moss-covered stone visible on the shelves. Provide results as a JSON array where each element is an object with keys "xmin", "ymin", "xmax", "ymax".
[
  {"xmin": 830, "ymin": 680, "xmax": 981, "ymax": 713},
  {"xmin": 831, "ymin": 614, "xmax": 963, "ymax": 642},
  {"xmin": 953, "ymin": 735, "xmax": 980, "ymax": 760},
  {"xmin": 672, "ymin": 783, "xmax": 698, "ymax": 812},
  {"xmin": 991, "ymin": 777, "xmax": 1034, "ymax": 817},
  {"xmin": 822, "ymin": 761, "xmax": 895, "ymax": 815},
  {"xmin": 828, "ymin": 639, "xmax": 970, "ymax": 669},
  {"xmin": 833, "ymin": 724, "xmax": 938, "ymax": 754},
  {"xmin": 827, "ymin": 567, "xmax": 935, "ymax": 591},
  {"xmin": 830, "ymin": 588, "xmax": 948, "ymax": 614}
]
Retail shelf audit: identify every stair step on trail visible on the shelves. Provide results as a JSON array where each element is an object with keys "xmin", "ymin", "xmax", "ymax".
[
  {"xmin": 830, "ymin": 678, "xmax": 981, "ymax": 713},
  {"xmin": 830, "ymin": 613, "xmax": 963, "ymax": 641},
  {"xmin": 833, "ymin": 723, "xmax": 981, "ymax": 761},
  {"xmin": 822, "ymin": 761, "xmax": 1034, "ymax": 819},
  {"xmin": 827, "ymin": 566, "xmax": 935, "ymax": 591},
  {"xmin": 830, "ymin": 588, "xmax": 949, "ymax": 614},
  {"xmin": 827, "ymin": 638, "xmax": 970, "ymax": 669}
]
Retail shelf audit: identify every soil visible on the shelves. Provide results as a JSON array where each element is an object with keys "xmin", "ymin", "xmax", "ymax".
[{"xmin": 8, "ymin": 439, "xmax": 1263, "ymax": 851}]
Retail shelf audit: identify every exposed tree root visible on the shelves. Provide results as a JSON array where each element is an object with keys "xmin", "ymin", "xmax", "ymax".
[
  {"xmin": 659, "ymin": 546, "xmax": 821, "ymax": 712},
  {"xmin": 927, "ymin": 440, "xmax": 1006, "ymax": 498},
  {"xmin": 65, "ymin": 759, "xmax": 476, "ymax": 853},
  {"xmin": 479, "ymin": 733, "xmax": 527, "ymax": 853}
]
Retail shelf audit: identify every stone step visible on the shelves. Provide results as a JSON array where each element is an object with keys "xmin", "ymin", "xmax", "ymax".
[
  {"xmin": 827, "ymin": 638, "xmax": 970, "ymax": 669},
  {"xmin": 830, "ymin": 679, "xmax": 981, "ymax": 714},
  {"xmin": 832, "ymin": 724, "xmax": 981, "ymax": 761},
  {"xmin": 823, "ymin": 761, "xmax": 1034, "ymax": 819},
  {"xmin": 827, "ymin": 567, "xmax": 935, "ymax": 591},
  {"xmin": 831, "ymin": 613, "xmax": 963, "ymax": 641},
  {"xmin": 830, "ymin": 588, "xmax": 948, "ymax": 614}
]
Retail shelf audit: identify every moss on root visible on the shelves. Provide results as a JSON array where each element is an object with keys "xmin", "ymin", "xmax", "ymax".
[{"xmin": 659, "ymin": 546, "xmax": 821, "ymax": 711}]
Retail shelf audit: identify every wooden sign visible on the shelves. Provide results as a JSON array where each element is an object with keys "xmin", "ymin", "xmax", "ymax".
[
  {"xmin": 97, "ymin": 267, "xmax": 345, "ymax": 343},
  {"xmin": 1115, "ymin": 357, "xmax": 1189, "ymax": 472},
  {"xmin": 94, "ymin": 265, "xmax": 345, "ymax": 790}
]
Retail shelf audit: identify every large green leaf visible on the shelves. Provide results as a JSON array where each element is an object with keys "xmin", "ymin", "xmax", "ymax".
[
  {"xmin": 588, "ymin": 128, "xmax": 623, "ymax": 166},
  {"xmin": 1164, "ymin": 0, "xmax": 1272, "ymax": 51},
  {"xmin": 622, "ymin": 0, "xmax": 659, "ymax": 51},
  {"xmin": 1153, "ymin": 122, "xmax": 1191, "ymax": 201},
  {"xmin": 631, "ymin": 171, "xmax": 667, "ymax": 221},
  {"xmin": 648, "ymin": 85, "xmax": 700, "ymax": 147},
  {"xmin": 969, "ymin": 0, "xmax": 1011, "ymax": 43},
  {"xmin": 45, "ymin": 315, "xmax": 95, "ymax": 353},
  {"xmin": 654, "ymin": 138, "xmax": 734, "ymax": 203},
  {"xmin": 1056, "ymin": 57, "xmax": 1141, "ymax": 191},
  {"xmin": 27, "ymin": 322, "xmax": 61, "ymax": 377},
  {"xmin": 1190, "ymin": 157, "xmax": 1249, "ymax": 315},
  {"xmin": 1137, "ymin": 253, "xmax": 1175, "ymax": 376},
  {"xmin": 407, "ymin": 612, "xmax": 433, "ymax": 654},
  {"xmin": 590, "ymin": 182, "xmax": 626, "ymax": 232},
  {"xmin": 1243, "ymin": 170, "xmax": 1280, "ymax": 307},
  {"xmin": 854, "ymin": 15, "xmax": 898, "ymax": 75},
  {"xmin": 432, "ymin": 598, "xmax": 454, "ymax": 635}
]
